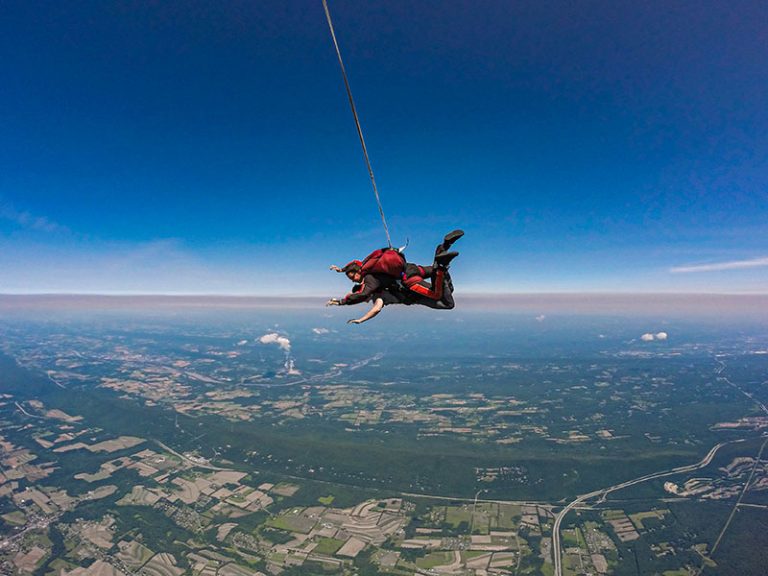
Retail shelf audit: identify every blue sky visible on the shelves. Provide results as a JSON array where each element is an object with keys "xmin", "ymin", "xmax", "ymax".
[{"xmin": 1, "ymin": 1, "xmax": 766, "ymax": 295}]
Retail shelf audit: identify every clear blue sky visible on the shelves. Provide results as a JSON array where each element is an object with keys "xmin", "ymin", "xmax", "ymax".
[{"xmin": 1, "ymin": 1, "xmax": 766, "ymax": 295}]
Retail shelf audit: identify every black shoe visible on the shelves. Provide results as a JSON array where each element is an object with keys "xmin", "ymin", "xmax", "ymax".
[
  {"xmin": 443, "ymin": 229, "xmax": 464, "ymax": 248},
  {"xmin": 434, "ymin": 250, "xmax": 459, "ymax": 268}
]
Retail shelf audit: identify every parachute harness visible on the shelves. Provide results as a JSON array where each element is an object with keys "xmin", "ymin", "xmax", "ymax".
[{"xmin": 322, "ymin": 0, "xmax": 392, "ymax": 248}]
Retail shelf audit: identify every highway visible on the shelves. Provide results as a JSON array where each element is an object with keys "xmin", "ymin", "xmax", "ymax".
[
  {"xmin": 715, "ymin": 358, "xmax": 768, "ymax": 416},
  {"xmin": 554, "ymin": 355, "xmax": 768, "ymax": 576},
  {"xmin": 709, "ymin": 436, "xmax": 768, "ymax": 557},
  {"xmin": 14, "ymin": 401, "xmax": 43, "ymax": 419},
  {"xmin": 552, "ymin": 439, "xmax": 737, "ymax": 576}
]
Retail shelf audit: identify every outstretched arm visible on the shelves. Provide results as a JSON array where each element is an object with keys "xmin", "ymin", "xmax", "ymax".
[
  {"xmin": 338, "ymin": 275, "xmax": 382, "ymax": 306},
  {"xmin": 348, "ymin": 298, "xmax": 384, "ymax": 324}
]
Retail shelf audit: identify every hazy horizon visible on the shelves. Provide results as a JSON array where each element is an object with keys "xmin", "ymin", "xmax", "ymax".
[{"xmin": 3, "ymin": 292, "xmax": 767, "ymax": 319}]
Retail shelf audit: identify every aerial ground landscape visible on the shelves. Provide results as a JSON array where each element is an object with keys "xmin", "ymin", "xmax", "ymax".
[
  {"xmin": 2, "ymin": 1, "xmax": 768, "ymax": 575},
  {"xmin": 1, "ymin": 296, "xmax": 767, "ymax": 575}
]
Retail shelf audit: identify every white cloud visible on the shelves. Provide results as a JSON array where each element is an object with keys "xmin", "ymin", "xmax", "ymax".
[
  {"xmin": 640, "ymin": 332, "xmax": 668, "ymax": 342},
  {"xmin": 236, "ymin": 339, "xmax": 248, "ymax": 346},
  {"xmin": 0, "ymin": 200, "xmax": 69, "ymax": 234},
  {"xmin": 312, "ymin": 328, "xmax": 330, "ymax": 335},
  {"xmin": 259, "ymin": 333, "xmax": 291, "ymax": 352},
  {"xmin": 535, "ymin": 315, "xmax": 546, "ymax": 322},
  {"xmin": 670, "ymin": 257, "xmax": 768, "ymax": 273}
]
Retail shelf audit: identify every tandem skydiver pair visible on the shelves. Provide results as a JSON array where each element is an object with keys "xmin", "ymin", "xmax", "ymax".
[{"xmin": 327, "ymin": 230, "xmax": 463, "ymax": 324}]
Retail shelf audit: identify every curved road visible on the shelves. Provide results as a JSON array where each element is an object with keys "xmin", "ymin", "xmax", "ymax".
[{"xmin": 552, "ymin": 440, "xmax": 737, "ymax": 576}]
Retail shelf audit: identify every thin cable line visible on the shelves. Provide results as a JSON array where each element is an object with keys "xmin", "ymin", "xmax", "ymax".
[{"xmin": 322, "ymin": 0, "xmax": 392, "ymax": 247}]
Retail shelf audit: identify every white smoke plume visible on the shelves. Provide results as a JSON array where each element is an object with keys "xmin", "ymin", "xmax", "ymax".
[
  {"xmin": 285, "ymin": 358, "xmax": 301, "ymax": 376},
  {"xmin": 259, "ymin": 333, "xmax": 299, "ymax": 375},
  {"xmin": 259, "ymin": 333, "xmax": 291, "ymax": 352}
]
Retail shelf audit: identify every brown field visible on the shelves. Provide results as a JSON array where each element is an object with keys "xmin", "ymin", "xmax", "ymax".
[
  {"xmin": 13, "ymin": 546, "xmax": 47, "ymax": 573},
  {"xmin": 140, "ymin": 553, "xmax": 185, "ymax": 576},
  {"xmin": 210, "ymin": 470, "xmax": 248, "ymax": 485},
  {"xmin": 171, "ymin": 477, "xmax": 200, "ymax": 504},
  {"xmin": 88, "ymin": 436, "xmax": 144, "ymax": 453},
  {"xmin": 63, "ymin": 559, "xmax": 125, "ymax": 575},
  {"xmin": 82, "ymin": 485, "xmax": 118, "ymax": 501},
  {"xmin": 218, "ymin": 563, "xmax": 262, "ymax": 576},
  {"xmin": 336, "ymin": 537, "xmax": 366, "ymax": 558},
  {"xmin": 117, "ymin": 485, "xmax": 162, "ymax": 506},
  {"xmin": 44, "ymin": 409, "xmax": 82, "ymax": 422},
  {"xmin": 116, "ymin": 540, "xmax": 154, "ymax": 569},
  {"xmin": 271, "ymin": 483, "xmax": 299, "ymax": 497},
  {"xmin": 81, "ymin": 517, "xmax": 116, "ymax": 549}
]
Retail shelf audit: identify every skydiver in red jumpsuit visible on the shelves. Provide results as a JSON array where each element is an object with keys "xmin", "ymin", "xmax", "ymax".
[{"xmin": 327, "ymin": 230, "xmax": 463, "ymax": 324}]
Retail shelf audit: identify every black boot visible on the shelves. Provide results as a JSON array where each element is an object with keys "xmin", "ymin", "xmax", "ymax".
[
  {"xmin": 443, "ymin": 229, "xmax": 464, "ymax": 248},
  {"xmin": 434, "ymin": 251, "xmax": 459, "ymax": 268},
  {"xmin": 437, "ymin": 229, "xmax": 464, "ymax": 254}
]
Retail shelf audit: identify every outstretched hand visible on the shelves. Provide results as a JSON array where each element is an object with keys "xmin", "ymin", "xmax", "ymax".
[
  {"xmin": 326, "ymin": 298, "xmax": 341, "ymax": 306},
  {"xmin": 329, "ymin": 265, "xmax": 342, "ymax": 272},
  {"xmin": 347, "ymin": 318, "xmax": 362, "ymax": 324}
]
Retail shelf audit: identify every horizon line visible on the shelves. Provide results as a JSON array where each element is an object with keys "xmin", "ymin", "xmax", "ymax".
[
  {"xmin": 3, "ymin": 292, "xmax": 768, "ymax": 316},
  {"xmin": 2, "ymin": 290, "xmax": 768, "ymax": 298}
]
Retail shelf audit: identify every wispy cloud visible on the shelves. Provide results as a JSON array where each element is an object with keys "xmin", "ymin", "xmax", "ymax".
[
  {"xmin": 0, "ymin": 201, "xmax": 69, "ymax": 234},
  {"xmin": 670, "ymin": 257, "xmax": 768, "ymax": 273}
]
